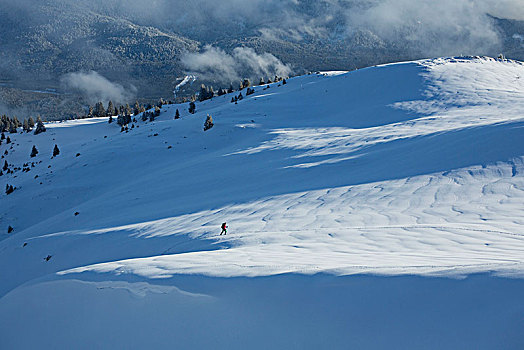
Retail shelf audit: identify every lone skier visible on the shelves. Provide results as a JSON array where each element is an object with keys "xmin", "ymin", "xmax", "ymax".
[{"xmin": 220, "ymin": 222, "xmax": 228, "ymax": 235}]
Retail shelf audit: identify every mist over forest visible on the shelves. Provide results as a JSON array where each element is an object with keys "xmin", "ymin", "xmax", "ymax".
[{"xmin": 1, "ymin": 0, "xmax": 524, "ymax": 119}]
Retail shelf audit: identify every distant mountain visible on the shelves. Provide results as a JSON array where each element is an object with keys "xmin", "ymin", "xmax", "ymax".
[
  {"xmin": 1, "ymin": 0, "xmax": 524, "ymax": 119},
  {"xmin": 0, "ymin": 1, "xmax": 198, "ymax": 94}
]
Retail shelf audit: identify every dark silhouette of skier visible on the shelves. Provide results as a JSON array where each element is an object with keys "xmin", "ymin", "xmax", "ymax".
[{"xmin": 220, "ymin": 222, "xmax": 228, "ymax": 235}]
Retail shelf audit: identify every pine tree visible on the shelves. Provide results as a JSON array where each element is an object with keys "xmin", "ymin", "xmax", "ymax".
[
  {"xmin": 9, "ymin": 120, "xmax": 17, "ymax": 133},
  {"xmin": 2, "ymin": 160, "xmax": 8, "ymax": 171},
  {"xmin": 106, "ymin": 100, "xmax": 115, "ymax": 117},
  {"xmin": 228, "ymin": 84, "xmax": 234, "ymax": 93},
  {"xmin": 282, "ymin": 79, "xmax": 287, "ymax": 85},
  {"xmin": 199, "ymin": 84, "xmax": 206, "ymax": 102},
  {"xmin": 259, "ymin": 77, "xmax": 265, "ymax": 85},
  {"xmin": 53, "ymin": 144, "xmax": 60, "ymax": 157},
  {"xmin": 203, "ymin": 115, "xmax": 214, "ymax": 131},
  {"xmin": 189, "ymin": 101, "xmax": 196, "ymax": 114},
  {"xmin": 28, "ymin": 117, "xmax": 35, "ymax": 128},
  {"xmin": 116, "ymin": 114, "xmax": 124, "ymax": 126},
  {"xmin": 5, "ymin": 184, "xmax": 14, "ymax": 195},
  {"xmin": 199, "ymin": 84, "xmax": 214, "ymax": 101},
  {"xmin": 108, "ymin": 115, "xmax": 113, "ymax": 124},
  {"xmin": 30, "ymin": 145, "xmax": 38, "ymax": 157},
  {"xmin": 12, "ymin": 117, "xmax": 21, "ymax": 128},
  {"xmin": 6, "ymin": 136, "xmax": 11, "ymax": 143},
  {"xmin": 134, "ymin": 101, "xmax": 140, "ymax": 116},
  {"xmin": 175, "ymin": 109, "xmax": 180, "ymax": 119},
  {"xmin": 34, "ymin": 117, "xmax": 46, "ymax": 135},
  {"xmin": 94, "ymin": 102, "xmax": 106, "ymax": 118},
  {"xmin": 23, "ymin": 119, "xmax": 29, "ymax": 132}
]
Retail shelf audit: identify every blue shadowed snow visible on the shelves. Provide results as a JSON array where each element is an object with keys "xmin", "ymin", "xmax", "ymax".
[{"xmin": 1, "ymin": 57, "xmax": 524, "ymax": 348}]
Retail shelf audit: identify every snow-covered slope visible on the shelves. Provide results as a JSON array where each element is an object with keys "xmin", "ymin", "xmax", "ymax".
[{"xmin": 1, "ymin": 57, "xmax": 524, "ymax": 349}]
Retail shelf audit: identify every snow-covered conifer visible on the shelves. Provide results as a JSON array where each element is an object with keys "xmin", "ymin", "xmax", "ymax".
[
  {"xmin": 34, "ymin": 118, "xmax": 46, "ymax": 135},
  {"xmin": 30, "ymin": 145, "xmax": 38, "ymax": 157},
  {"xmin": 203, "ymin": 115, "xmax": 214, "ymax": 131},
  {"xmin": 94, "ymin": 102, "xmax": 106, "ymax": 118},
  {"xmin": 9, "ymin": 120, "xmax": 17, "ymax": 133},
  {"xmin": 106, "ymin": 101, "xmax": 115, "ymax": 117}
]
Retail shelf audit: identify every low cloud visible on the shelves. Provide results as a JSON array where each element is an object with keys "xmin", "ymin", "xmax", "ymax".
[
  {"xmin": 0, "ymin": 101, "xmax": 30, "ymax": 119},
  {"xmin": 345, "ymin": 0, "xmax": 503, "ymax": 57},
  {"xmin": 60, "ymin": 71, "xmax": 135, "ymax": 104},
  {"xmin": 483, "ymin": 0, "xmax": 524, "ymax": 21},
  {"xmin": 181, "ymin": 46, "xmax": 293, "ymax": 83}
]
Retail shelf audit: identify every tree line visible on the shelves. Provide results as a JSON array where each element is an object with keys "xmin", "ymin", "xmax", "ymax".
[
  {"xmin": 1, "ymin": 74, "xmax": 289, "ymax": 136},
  {"xmin": 0, "ymin": 115, "xmax": 46, "ymax": 135},
  {"xmin": 196, "ymin": 76, "xmax": 287, "ymax": 104}
]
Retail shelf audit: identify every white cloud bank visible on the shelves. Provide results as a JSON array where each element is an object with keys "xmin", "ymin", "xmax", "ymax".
[
  {"xmin": 181, "ymin": 46, "xmax": 293, "ymax": 83},
  {"xmin": 60, "ymin": 71, "xmax": 136, "ymax": 104}
]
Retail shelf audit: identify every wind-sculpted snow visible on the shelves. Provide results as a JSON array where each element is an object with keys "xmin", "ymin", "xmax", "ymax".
[
  {"xmin": 59, "ymin": 160, "xmax": 524, "ymax": 278},
  {"xmin": 1, "ymin": 57, "xmax": 524, "ymax": 348},
  {"xmin": 396, "ymin": 57, "xmax": 524, "ymax": 113},
  {"xmin": 1, "ymin": 56, "xmax": 524, "ymax": 284},
  {"xmin": 235, "ymin": 58, "xmax": 524, "ymax": 169}
]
